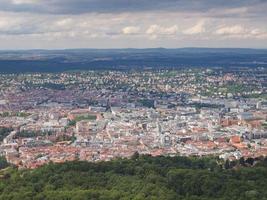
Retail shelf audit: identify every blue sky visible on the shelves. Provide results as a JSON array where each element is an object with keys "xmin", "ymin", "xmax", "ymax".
[{"xmin": 0, "ymin": 0, "xmax": 266, "ymax": 49}]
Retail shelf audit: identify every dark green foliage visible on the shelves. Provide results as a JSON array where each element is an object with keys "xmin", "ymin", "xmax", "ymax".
[
  {"xmin": 56, "ymin": 134, "xmax": 76, "ymax": 143},
  {"xmin": 68, "ymin": 115, "xmax": 97, "ymax": 128},
  {"xmin": 68, "ymin": 120, "xmax": 76, "ymax": 126},
  {"xmin": 74, "ymin": 115, "xmax": 97, "ymax": 121},
  {"xmin": 0, "ymin": 157, "xmax": 9, "ymax": 170},
  {"xmin": 0, "ymin": 112, "xmax": 30, "ymax": 118},
  {"xmin": 27, "ymin": 83, "xmax": 65, "ymax": 90},
  {"xmin": 139, "ymin": 99, "xmax": 155, "ymax": 108},
  {"xmin": 0, "ymin": 127, "xmax": 13, "ymax": 142},
  {"xmin": 15, "ymin": 130, "xmax": 53, "ymax": 138},
  {"xmin": 0, "ymin": 156, "xmax": 267, "ymax": 199}
]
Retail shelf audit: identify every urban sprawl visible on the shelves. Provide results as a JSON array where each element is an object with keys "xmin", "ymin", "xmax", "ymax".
[{"xmin": 0, "ymin": 67, "xmax": 267, "ymax": 169}]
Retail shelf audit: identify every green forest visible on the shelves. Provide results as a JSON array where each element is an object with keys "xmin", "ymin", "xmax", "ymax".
[{"xmin": 0, "ymin": 155, "xmax": 267, "ymax": 200}]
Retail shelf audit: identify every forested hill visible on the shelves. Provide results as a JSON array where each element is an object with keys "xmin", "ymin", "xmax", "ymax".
[
  {"xmin": 0, "ymin": 48, "xmax": 267, "ymax": 73},
  {"xmin": 0, "ymin": 155, "xmax": 267, "ymax": 200}
]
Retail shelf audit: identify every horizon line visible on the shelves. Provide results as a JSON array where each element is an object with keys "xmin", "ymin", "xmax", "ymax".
[{"xmin": 0, "ymin": 47, "xmax": 267, "ymax": 51}]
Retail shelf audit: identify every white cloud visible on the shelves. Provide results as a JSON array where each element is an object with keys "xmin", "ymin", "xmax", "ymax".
[
  {"xmin": 146, "ymin": 24, "xmax": 179, "ymax": 39},
  {"xmin": 0, "ymin": 18, "xmax": 10, "ymax": 29},
  {"xmin": 164, "ymin": 25, "xmax": 179, "ymax": 35},
  {"xmin": 214, "ymin": 25, "xmax": 267, "ymax": 39},
  {"xmin": 0, "ymin": 15, "xmax": 24, "ymax": 33},
  {"xmin": 249, "ymin": 29, "xmax": 267, "ymax": 39},
  {"xmin": 55, "ymin": 18, "xmax": 73, "ymax": 27},
  {"xmin": 122, "ymin": 26, "xmax": 140, "ymax": 35},
  {"xmin": 146, "ymin": 24, "xmax": 178, "ymax": 37},
  {"xmin": 0, "ymin": 10, "xmax": 266, "ymax": 48},
  {"xmin": 215, "ymin": 25, "xmax": 246, "ymax": 35},
  {"xmin": 11, "ymin": 0, "xmax": 38, "ymax": 5},
  {"xmin": 50, "ymin": 18, "xmax": 76, "ymax": 32},
  {"xmin": 183, "ymin": 20, "xmax": 206, "ymax": 35},
  {"xmin": 146, "ymin": 25, "xmax": 158, "ymax": 35}
]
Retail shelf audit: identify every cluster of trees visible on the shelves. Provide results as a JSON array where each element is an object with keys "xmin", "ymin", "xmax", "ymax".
[
  {"xmin": 0, "ymin": 157, "xmax": 9, "ymax": 170},
  {"xmin": 26, "ymin": 83, "xmax": 66, "ymax": 90},
  {"xmin": 68, "ymin": 115, "xmax": 97, "ymax": 127},
  {"xmin": 55, "ymin": 134, "xmax": 76, "ymax": 143},
  {"xmin": 14, "ymin": 130, "xmax": 53, "ymax": 139},
  {"xmin": 0, "ymin": 155, "xmax": 266, "ymax": 199},
  {"xmin": 0, "ymin": 112, "xmax": 30, "ymax": 118},
  {"xmin": 75, "ymin": 115, "xmax": 97, "ymax": 121},
  {"xmin": 139, "ymin": 99, "xmax": 155, "ymax": 108},
  {"xmin": 0, "ymin": 127, "xmax": 13, "ymax": 142}
]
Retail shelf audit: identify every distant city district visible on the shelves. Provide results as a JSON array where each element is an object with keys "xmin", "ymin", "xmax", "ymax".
[{"xmin": 0, "ymin": 67, "xmax": 267, "ymax": 169}]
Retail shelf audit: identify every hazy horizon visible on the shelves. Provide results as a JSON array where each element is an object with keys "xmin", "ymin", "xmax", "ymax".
[{"xmin": 0, "ymin": 47, "xmax": 267, "ymax": 51}]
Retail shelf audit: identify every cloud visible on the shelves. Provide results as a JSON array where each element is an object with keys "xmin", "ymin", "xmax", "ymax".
[
  {"xmin": 54, "ymin": 18, "xmax": 74, "ymax": 29},
  {"xmin": 0, "ymin": 11, "xmax": 266, "ymax": 40},
  {"xmin": 0, "ymin": 14, "xmax": 28, "ymax": 34},
  {"xmin": 11, "ymin": 0, "xmax": 38, "ymax": 5},
  {"xmin": 0, "ymin": 18, "xmax": 10, "ymax": 29},
  {"xmin": 183, "ymin": 20, "xmax": 206, "ymax": 35},
  {"xmin": 215, "ymin": 25, "xmax": 246, "ymax": 35},
  {"xmin": 122, "ymin": 26, "xmax": 140, "ymax": 35},
  {"xmin": 145, "ymin": 24, "xmax": 178, "ymax": 39},
  {"xmin": 0, "ymin": 1, "xmax": 266, "ymax": 49},
  {"xmin": 146, "ymin": 24, "xmax": 178, "ymax": 35},
  {"xmin": 250, "ymin": 29, "xmax": 267, "ymax": 39},
  {"xmin": 0, "ymin": 0, "xmax": 265, "ymax": 18},
  {"xmin": 215, "ymin": 25, "xmax": 267, "ymax": 39}
]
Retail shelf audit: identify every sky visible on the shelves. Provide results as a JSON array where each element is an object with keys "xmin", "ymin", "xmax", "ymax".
[{"xmin": 0, "ymin": 0, "xmax": 266, "ymax": 49}]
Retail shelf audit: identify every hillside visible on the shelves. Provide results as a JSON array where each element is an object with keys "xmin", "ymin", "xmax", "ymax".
[
  {"xmin": 0, "ymin": 155, "xmax": 267, "ymax": 200},
  {"xmin": 0, "ymin": 48, "xmax": 267, "ymax": 73}
]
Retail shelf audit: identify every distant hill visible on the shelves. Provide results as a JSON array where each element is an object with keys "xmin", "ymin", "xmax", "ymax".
[{"xmin": 0, "ymin": 48, "xmax": 266, "ymax": 73}]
